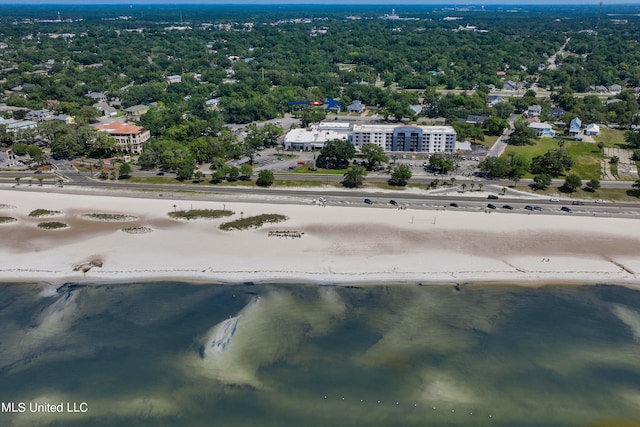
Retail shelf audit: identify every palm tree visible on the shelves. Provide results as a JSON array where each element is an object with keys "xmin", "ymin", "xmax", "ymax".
[
  {"xmin": 478, "ymin": 183, "xmax": 483, "ymax": 192},
  {"xmin": 14, "ymin": 177, "xmax": 20, "ymax": 186},
  {"xmin": 450, "ymin": 177, "xmax": 456, "ymax": 186},
  {"xmin": 461, "ymin": 183, "xmax": 467, "ymax": 193},
  {"xmin": 470, "ymin": 183, "xmax": 475, "ymax": 191},
  {"xmin": 38, "ymin": 177, "xmax": 43, "ymax": 186}
]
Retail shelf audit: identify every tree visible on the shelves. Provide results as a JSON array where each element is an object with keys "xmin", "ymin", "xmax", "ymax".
[
  {"xmin": 509, "ymin": 120, "xmax": 538, "ymax": 146},
  {"xmin": 483, "ymin": 116, "xmax": 509, "ymax": 136},
  {"xmin": 193, "ymin": 171, "xmax": 205, "ymax": 183},
  {"xmin": 317, "ymin": 139, "xmax": 355, "ymax": 169},
  {"xmin": 626, "ymin": 130, "xmax": 640, "ymax": 149},
  {"xmin": 359, "ymin": 144, "xmax": 388, "ymax": 171},
  {"xmin": 389, "ymin": 164, "xmax": 412, "ymax": 186},
  {"xmin": 429, "ymin": 153, "xmax": 454, "ymax": 174},
  {"xmin": 176, "ymin": 159, "xmax": 195, "ymax": 181},
  {"xmin": 585, "ymin": 179, "xmax": 600, "ymax": 192},
  {"xmin": 632, "ymin": 179, "xmax": 640, "ymax": 197},
  {"xmin": 239, "ymin": 163, "xmax": 253, "ymax": 180},
  {"xmin": 299, "ymin": 107, "xmax": 327, "ymax": 127},
  {"xmin": 563, "ymin": 174, "xmax": 582, "ymax": 192},
  {"xmin": 532, "ymin": 174, "xmax": 552, "ymax": 190},
  {"xmin": 118, "ymin": 162, "xmax": 132, "ymax": 178},
  {"xmin": 342, "ymin": 165, "xmax": 367, "ymax": 188},
  {"xmin": 530, "ymin": 150, "xmax": 573, "ymax": 177},
  {"xmin": 479, "ymin": 157, "xmax": 510, "ymax": 178},
  {"xmin": 256, "ymin": 169, "xmax": 274, "ymax": 187},
  {"xmin": 227, "ymin": 166, "xmax": 240, "ymax": 182}
]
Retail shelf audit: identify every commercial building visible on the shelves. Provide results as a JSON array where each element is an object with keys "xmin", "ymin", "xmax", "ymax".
[
  {"xmin": 95, "ymin": 122, "xmax": 151, "ymax": 154},
  {"xmin": 283, "ymin": 125, "xmax": 349, "ymax": 151},
  {"xmin": 284, "ymin": 122, "xmax": 457, "ymax": 153}
]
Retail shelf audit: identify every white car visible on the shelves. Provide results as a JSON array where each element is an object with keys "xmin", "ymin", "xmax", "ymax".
[
  {"xmin": 595, "ymin": 199, "xmax": 605, "ymax": 204},
  {"xmin": 549, "ymin": 198, "xmax": 559, "ymax": 202}
]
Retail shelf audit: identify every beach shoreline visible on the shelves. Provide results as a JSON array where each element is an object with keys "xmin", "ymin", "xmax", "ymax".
[{"xmin": 1, "ymin": 187, "xmax": 639, "ymax": 287}]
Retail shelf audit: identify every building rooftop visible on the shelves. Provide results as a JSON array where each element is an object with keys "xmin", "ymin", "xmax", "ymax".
[{"xmin": 96, "ymin": 122, "xmax": 146, "ymax": 135}]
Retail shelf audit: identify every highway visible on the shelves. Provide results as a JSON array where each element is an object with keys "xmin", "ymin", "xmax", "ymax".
[{"xmin": 2, "ymin": 173, "xmax": 640, "ymax": 219}]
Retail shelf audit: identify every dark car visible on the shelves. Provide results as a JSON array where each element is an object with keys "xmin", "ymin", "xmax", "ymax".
[
  {"xmin": 389, "ymin": 200, "xmax": 398, "ymax": 206},
  {"xmin": 502, "ymin": 205, "xmax": 513, "ymax": 210},
  {"xmin": 364, "ymin": 198, "xmax": 373, "ymax": 205},
  {"xmin": 449, "ymin": 202, "xmax": 459, "ymax": 208},
  {"xmin": 524, "ymin": 205, "xmax": 534, "ymax": 210},
  {"xmin": 156, "ymin": 172, "xmax": 165, "ymax": 176},
  {"xmin": 487, "ymin": 195, "xmax": 499, "ymax": 200},
  {"xmin": 487, "ymin": 204, "xmax": 497, "ymax": 209},
  {"xmin": 34, "ymin": 170, "xmax": 43, "ymax": 174},
  {"xmin": 561, "ymin": 206, "xmax": 572, "ymax": 212},
  {"xmin": 572, "ymin": 201, "xmax": 585, "ymax": 205}
]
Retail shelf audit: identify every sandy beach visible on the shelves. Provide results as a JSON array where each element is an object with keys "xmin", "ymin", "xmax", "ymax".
[{"xmin": 1, "ymin": 187, "xmax": 639, "ymax": 286}]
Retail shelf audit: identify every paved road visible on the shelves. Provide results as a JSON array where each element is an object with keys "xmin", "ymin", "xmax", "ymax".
[
  {"xmin": 487, "ymin": 114, "xmax": 517, "ymax": 158},
  {"xmin": 3, "ymin": 177, "xmax": 640, "ymax": 219}
]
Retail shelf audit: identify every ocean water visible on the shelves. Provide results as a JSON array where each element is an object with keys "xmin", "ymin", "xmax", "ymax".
[{"xmin": 1, "ymin": 282, "xmax": 640, "ymax": 426}]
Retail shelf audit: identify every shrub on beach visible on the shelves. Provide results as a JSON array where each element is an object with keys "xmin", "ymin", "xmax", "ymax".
[
  {"xmin": 0, "ymin": 216, "xmax": 17, "ymax": 224},
  {"xmin": 82, "ymin": 213, "xmax": 137, "ymax": 221},
  {"xmin": 29, "ymin": 209, "xmax": 61, "ymax": 217},
  {"xmin": 38, "ymin": 221, "xmax": 68, "ymax": 229},
  {"xmin": 219, "ymin": 214, "xmax": 288, "ymax": 231},
  {"xmin": 168, "ymin": 209, "xmax": 234, "ymax": 220}
]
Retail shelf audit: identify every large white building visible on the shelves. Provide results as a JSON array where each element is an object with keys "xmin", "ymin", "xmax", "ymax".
[
  {"xmin": 284, "ymin": 122, "xmax": 457, "ymax": 153},
  {"xmin": 351, "ymin": 124, "xmax": 456, "ymax": 153},
  {"xmin": 284, "ymin": 123, "xmax": 350, "ymax": 151}
]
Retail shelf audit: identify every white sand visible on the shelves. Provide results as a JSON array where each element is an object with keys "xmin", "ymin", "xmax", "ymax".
[{"xmin": 1, "ymin": 188, "xmax": 639, "ymax": 286}]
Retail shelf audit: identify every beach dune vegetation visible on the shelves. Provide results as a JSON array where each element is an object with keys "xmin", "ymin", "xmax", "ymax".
[
  {"xmin": 169, "ymin": 209, "xmax": 234, "ymax": 220},
  {"xmin": 28, "ymin": 209, "xmax": 61, "ymax": 217},
  {"xmin": 219, "ymin": 214, "xmax": 288, "ymax": 231}
]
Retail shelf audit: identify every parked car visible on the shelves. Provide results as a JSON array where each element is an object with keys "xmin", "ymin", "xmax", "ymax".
[
  {"xmin": 502, "ymin": 205, "xmax": 513, "ymax": 210},
  {"xmin": 561, "ymin": 206, "xmax": 572, "ymax": 212},
  {"xmin": 389, "ymin": 200, "xmax": 398, "ymax": 206},
  {"xmin": 449, "ymin": 203, "xmax": 459, "ymax": 208},
  {"xmin": 487, "ymin": 204, "xmax": 497, "ymax": 209},
  {"xmin": 364, "ymin": 198, "xmax": 373, "ymax": 205},
  {"xmin": 572, "ymin": 201, "xmax": 585, "ymax": 205},
  {"xmin": 487, "ymin": 195, "xmax": 499, "ymax": 199}
]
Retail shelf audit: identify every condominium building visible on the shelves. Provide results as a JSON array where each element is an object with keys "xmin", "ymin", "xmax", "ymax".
[
  {"xmin": 95, "ymin": 122, "xmax": 151, "ymax": 154},
  {"xmin": 351, "ymin": 124, "xmax": 456, "ymax": 152}
]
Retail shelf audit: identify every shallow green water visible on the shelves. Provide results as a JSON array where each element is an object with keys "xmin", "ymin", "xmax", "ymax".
[{"xmin": 1, "ymin": 282, "xmax": 640, "ymax": 426}]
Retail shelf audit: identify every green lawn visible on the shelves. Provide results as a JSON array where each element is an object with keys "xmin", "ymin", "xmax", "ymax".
[
  {"xmin": 292, "ymin": 166, "xmax": 348, "ymax": 174},
  {"xmin": 503, "ymin": 137, "xmax": 602, "ymax": 180},
  {"xmin": 565, "ymin": 142, "xmax": 602, "ymax": 180},
  {"xmin": 526, "ymin": 186, "xmax": 640, "ymax": 202},
  {"xmin": 503, "ymin": 138, "xmax": 561, "ymax": 165},
  {"xmin": 595, "ymin": 128, "xmax": 628, "ymax": 149}
]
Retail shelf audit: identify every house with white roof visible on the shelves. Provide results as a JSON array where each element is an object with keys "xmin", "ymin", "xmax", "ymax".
[
  {"xmin": 585, "ymin": 123, "xmax": 600, "ymax": 136},
  {"xmin": 528, "ymin": 122, "xmax": 555, "ymax": 138}
]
